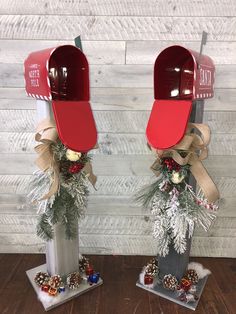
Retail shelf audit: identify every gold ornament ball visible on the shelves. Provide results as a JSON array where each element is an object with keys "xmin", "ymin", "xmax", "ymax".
[
  {"xmin": 66, "ymin": 149, "xmax": 82, "ymax": 161},
  {"xmin": 171, "ymin": 171, "xmax": 185, "ymax": 184}
]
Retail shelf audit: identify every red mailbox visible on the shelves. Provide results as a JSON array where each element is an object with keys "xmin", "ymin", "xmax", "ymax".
[
  {"xmin": 146, "ymin": 45, "xmax": 215, "ymax": 150},
  {"xmin": 24, "ymin": 45, "xmax": 97, "ymax": 152}
]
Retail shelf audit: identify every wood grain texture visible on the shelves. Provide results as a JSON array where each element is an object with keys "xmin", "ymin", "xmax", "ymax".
[
  {"xmin": 0, "ymin": 174, "xmax": 234, "ymax": 210},
  {"xmin": 0, "ymin": 16, "xmax": 236, "ymax": 41},
  {"xmin": 0, "ymin": 192, "xmax": 235, "ymax": 218},
  {"xmin": 0, "ymin": 214, "xmax": 236, "ymax": 238},
  {"xmin": 0, "ymin": 132, "xmax": 235, "ymax": 155},
  {"xmin": 0, "ymin": 154, "xmax": 234, "ymax": 177},
  {"xmin": 0, "ymin": 255, "xmax": 235, "ymax": 314},
  {"xmin": 0, "ymin": 88, "xmax": 236, "ymax": 112},
  {"xmin": 0, "ymin": 233, "xmax": 235, "ymax": 256},
  {"xmin": 0, "ymin": 3, "xmax": 235, "ymax": 257},
  {"xmin": 0, "ymin": 39, "xmax": 125, "ymax": 65},
  {"xmin": 1, "ymin": 109, "xmax": 236, "ymax": 133},
  {"xmin": 1, "ymin": 0, "xmax": 236, "ymax": 16},
  {"xmin": 0, "ymin": 63, "xmax": 236, "ymax": 89},
  {"xmin": 1, "ymin": 39, "xmax": 235, "ymax": 65},
  {"xmin": 126, "ymin": 40, "xmax": 236, "ymax": 65}
]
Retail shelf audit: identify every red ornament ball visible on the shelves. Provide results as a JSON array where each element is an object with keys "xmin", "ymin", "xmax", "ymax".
[{"xmin": 68, "ymin": 163, "xmax": 84, "ymax": 174}]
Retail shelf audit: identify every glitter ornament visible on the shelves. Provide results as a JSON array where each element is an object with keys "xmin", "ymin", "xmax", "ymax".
[
  {"xmin": 88, "ymin": 272, "xmax": 100, "ymax": 284},
  {"xmin": 34, "ymin": 271, "xmax": 50, "ymax": 286},
  {"xmin": 49, "ymin": 275, "xmax": 62, "ymax": 288},
  {"xmin": 66, "ymin": 149, "xmax": 82, "ymax": 162},
  {"xmin": 185, "ymin": 269, "xmax": 199, "ymax": 284},
  {"xmin": 67, "ymin": 272, "xmax": 82, "ymax": 289},
  {"xmin": 58, "ymin": 285, "xmax": 66, "ymax": 293},
  {"xmin": 163, "ymin": 274, "xmax": 178, "ymax": 291}
]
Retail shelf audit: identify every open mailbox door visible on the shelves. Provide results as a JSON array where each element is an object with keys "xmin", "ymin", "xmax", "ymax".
[
  {"xmin": 146, "ymin": 45, "xmax": 215, "ymax": 149},
  {"xmin": 24, "ymin": 45, "xmax": 97, "ymax": 152}
]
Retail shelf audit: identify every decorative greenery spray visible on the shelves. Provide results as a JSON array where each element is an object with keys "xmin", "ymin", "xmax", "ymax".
[
  {"xmin": 28, "ymin": 141, "xmax": 91, "ymax": 241},
  {"xmin": 135, "ymin": 157, "xmax": 217, "ymax": 257}
]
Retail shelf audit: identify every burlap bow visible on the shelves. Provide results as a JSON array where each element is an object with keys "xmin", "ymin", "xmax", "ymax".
[
  {"xmin": 35, "ymin": 118, "xmax": 97, "ymax": 200},
  {"xmin": 150, "ymin": 123, "xmax": 219, "ymax": 203}
]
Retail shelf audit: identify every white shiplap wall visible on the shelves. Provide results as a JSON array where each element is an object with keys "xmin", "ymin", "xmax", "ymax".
[{"xmin": 0, "ymin": 0, "xmax": 236, "ymax": 257}]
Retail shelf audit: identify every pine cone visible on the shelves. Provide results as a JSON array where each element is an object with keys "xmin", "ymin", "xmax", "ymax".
[
  {"xmin": 145, "ymin": 258, "xmax": 159, "ymax": 277},
  {"xmin": 163, "ymin": 274, "xmax": 178, "ymax": 291},
  {"xmin": 67, "ymin": 272, "xmax": 82, "ymax": 289},
  {"xmin": 79, "ymin": 256, "xmax": 89, "ymax": 273},
  {"xmin": 185, "ymin": 269, "xmax": 199, "ymax": 284},
  {"xmin": 34, "ymin": 271, "xmax": 50, "ymax": 287},
  {"xmin": 49, "ymin": 275, "xmax": 62, "ymax": 288}
]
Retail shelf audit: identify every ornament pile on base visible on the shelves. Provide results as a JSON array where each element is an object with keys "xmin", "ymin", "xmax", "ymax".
[
  {"xmin": 34, "ymin": 255, "xmax": 101, "ymax": 298},
  {"xmin": 139, "ymin": 258, "xmax": 211, "ymax": 305}
]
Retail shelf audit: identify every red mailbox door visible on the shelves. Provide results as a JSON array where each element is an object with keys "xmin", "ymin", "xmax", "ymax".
[
  {"xmin": 24, "ymin": 45, "xmax": 97, "ymax": 152},
  {"xmin": 146, "ymin": 99, "xmax": 192, "ymax": 150}
]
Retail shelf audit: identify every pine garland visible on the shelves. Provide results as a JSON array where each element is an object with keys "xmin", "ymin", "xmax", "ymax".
[
  {"xmin": 28, "ymin": 141, "xmax": 91, "ymax": 241},
  {"xmin": 135, "ymin": 157, "xmax": 217, "ymax": 257}
]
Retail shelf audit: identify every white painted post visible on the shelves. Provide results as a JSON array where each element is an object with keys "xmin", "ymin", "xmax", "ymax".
[{"xmin": 36, "ymin": 99, "xmax": 79, "ymax": 277}]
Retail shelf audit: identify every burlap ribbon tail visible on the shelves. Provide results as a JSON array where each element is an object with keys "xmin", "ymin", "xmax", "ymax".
[{"xmin": 35, "ymin": 118, "xmax": 97, "ymax": 200}]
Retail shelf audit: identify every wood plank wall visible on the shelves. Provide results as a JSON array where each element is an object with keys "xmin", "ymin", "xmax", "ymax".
[{"xmin": 0, "ymin": 1, "xmax": 236, "ymax": 256}]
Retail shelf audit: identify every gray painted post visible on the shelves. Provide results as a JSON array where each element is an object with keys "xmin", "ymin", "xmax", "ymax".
[
  {"xmin": 158, "ymin": 100, "xmax": 204, "ymax": 280},
  {"xmin": 36, "ymin": 99, "xmax": 79, "ymax": 277}
]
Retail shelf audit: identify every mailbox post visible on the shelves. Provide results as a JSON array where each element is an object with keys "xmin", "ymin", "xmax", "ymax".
[
  {"xmin": 138, "ymin": 45, "xmax": 215, "ymax": 310},
  {"xmin": 24, "ymin": 45, "xmax": 102, "ymax": 311},
  {"xmin": 147, "ymin": 45, "xmax": 215, "ymax": 281}
]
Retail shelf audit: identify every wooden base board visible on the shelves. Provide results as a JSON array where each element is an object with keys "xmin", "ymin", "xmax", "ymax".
[
  {"xmin": 136, "ymin": 276, "xmax": 208, "ymax": 311},
  {"xmin": 26, "ymin": 264, "xmax": 103, "ymax": 311}
]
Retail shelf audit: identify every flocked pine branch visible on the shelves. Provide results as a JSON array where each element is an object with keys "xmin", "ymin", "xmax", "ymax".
[
  {"xmin": 134, "ymin": 174, "xmax": 166, "ymax": 208},
  {"xmin": 28, "ymin": 140, "xmax": 92, "ymax": 241}
]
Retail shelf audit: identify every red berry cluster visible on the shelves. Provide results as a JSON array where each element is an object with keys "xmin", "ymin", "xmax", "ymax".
[
  {"xmin": 68, "ymin": 163, "xmax": 84, "ymax": 174},
  {"xmin": 162, "ymin": 158, "xmax": 180, "ymax": 172}
]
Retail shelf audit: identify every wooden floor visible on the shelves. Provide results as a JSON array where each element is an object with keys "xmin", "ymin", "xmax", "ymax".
[{"xmin": 0, "ymin": 254, "xmax": 235, "ymax": 314}]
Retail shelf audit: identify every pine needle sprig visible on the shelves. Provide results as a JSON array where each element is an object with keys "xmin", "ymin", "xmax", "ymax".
[
  {"xmin": 36, "ymin": 213, "xmax": 53, "ymax": 241},
  {"xmin": 134, "ymin": 175, "xmax": 165, "ymax": 208}
]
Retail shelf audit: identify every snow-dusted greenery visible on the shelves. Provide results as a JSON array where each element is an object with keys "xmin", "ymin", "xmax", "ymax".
[
  {"xmin": 28, "ymin": 142, "xmax": 90, "ymax": 241},
  {"xmin": 135, "ymin": 159, "xmax": 217, "ymax": 257}
]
